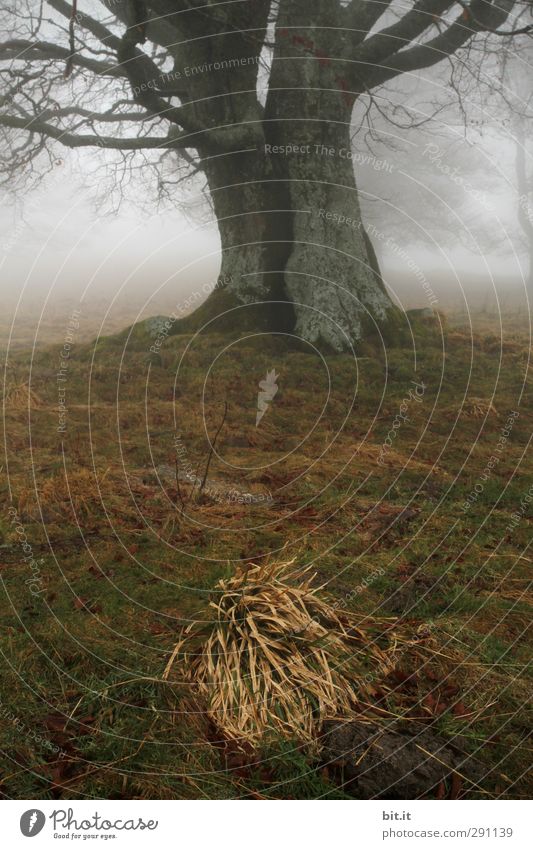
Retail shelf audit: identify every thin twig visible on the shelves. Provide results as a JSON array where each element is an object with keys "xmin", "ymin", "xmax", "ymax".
[
  {"xmin": 174, "ymin": 436, "xmax": 185, "ymax": 513},
  {"xmin": 199, "ymin": 401, "xmax": 228, "ymax": 496}
]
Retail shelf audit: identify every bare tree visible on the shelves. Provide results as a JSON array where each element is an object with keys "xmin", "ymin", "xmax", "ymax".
[
  {"xmin": 514, "ymin": 126, "xmax": 533, "ymax": 290},
  {"xmin": 502, "ymin": 39, "xmax": 533, "ymax": 291},
  {"xmin": 0, "ymin": 0, "xmax": 530, "ymax": 349}
]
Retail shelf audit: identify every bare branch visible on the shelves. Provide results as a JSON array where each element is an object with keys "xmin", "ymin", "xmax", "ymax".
[
  {"xmin": 355, "ymin": 0, "xmax": 456, "ymax": 65},
  {"xmin": 0, "ymin": 39, "xmax": 122, "ymax": 76},
  {"xmin": 0, "ymin": 112, "xmax": 190, "ymax": 149},
  {"xmin": 344, "ymin": 0, "xmax": 396, "ymax": 46},
  {"xmin": 455, "ymin": 0, "xmax": 533, "ymax": 34},
  {"xmin": 359, "ymin": 0, "xmax": 519, "ymax": 89}
]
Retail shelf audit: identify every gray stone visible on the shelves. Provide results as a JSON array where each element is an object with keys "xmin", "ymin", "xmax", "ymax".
[{"xmin": 321, "ymin": 720, "xmax": 481, "ymax": 798}]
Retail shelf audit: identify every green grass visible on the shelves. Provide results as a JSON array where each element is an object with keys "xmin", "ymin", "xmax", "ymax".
[{"xmin": 0, "ymin": 309, "xmax": 531, "ymax": 799}]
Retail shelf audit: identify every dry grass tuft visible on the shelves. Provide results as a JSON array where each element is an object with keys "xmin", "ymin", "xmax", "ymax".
[
  {"xmin": 461, "ymin": 398, "xmax": 498, "ymax": 418},
  {"xmin": 4, "ymin": 380, "xmax": 43, "ymax": 410},
  {"xmin": 163, "ymin": 561, "xmax": 402, "ymax": 748},
  {"xmin": 17, "ymin": 466, "xmax": 136, "ymax": 523}
]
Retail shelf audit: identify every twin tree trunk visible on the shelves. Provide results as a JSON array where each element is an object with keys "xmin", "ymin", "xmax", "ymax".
[
  {"xmin": 179, "ymin": 5, "xmax": 397, "ymax": 350},
  {"xmin": 201, "ymin": 114, "xmax": 395, "ymax": 351}
]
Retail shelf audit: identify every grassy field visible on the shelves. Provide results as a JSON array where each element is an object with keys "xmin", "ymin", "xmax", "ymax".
[{"xmin": 0, "ymin": 308, "xmax": 531, "ymax": 799}]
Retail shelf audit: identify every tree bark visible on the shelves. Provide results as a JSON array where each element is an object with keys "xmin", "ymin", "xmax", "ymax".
[
  {"xmin": 199, "ymin": 147, "xmax": 296, "ymax": 333},
  {"xmin": 261, "ymin": 107, "xmax": 395, "ymax": 350},
  {"xmin": 193, "ymin": 129, "xmax": 397, "ymax": 350},
  {"xmin": 179, "ymin": 0, "xmax": 398, "ymax": 350},
  {"xmin": 194, "ymin": 121, "xmax": 397, "ymax": 349}
]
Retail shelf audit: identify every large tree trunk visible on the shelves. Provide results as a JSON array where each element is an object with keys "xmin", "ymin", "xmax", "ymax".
[
  {"xmin": 261, "ymin": 109, "xmax": 395, "ymax": 351},
  {"xmin": 196, "ymin": 130, "xmax": 397, "ymax": 350},
  {"xmin": 181, "ymin": 0, "xmax": 398, "ymax": 350},
  {"xmin": 199, "ymin": 147, "xmax": 296, "ymax": 334},
  {"xmin": 262, "ymin": 1, "xmax": 396, "ymax": 351}
]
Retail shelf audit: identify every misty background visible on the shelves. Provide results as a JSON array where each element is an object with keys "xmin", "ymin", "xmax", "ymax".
[{"xmin": 1, "ymin": 22, "xmax": 531, "ymax": 350}]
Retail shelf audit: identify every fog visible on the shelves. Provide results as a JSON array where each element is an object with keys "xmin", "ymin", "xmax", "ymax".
[
  {"xmin": 2, "ymin": 132, "xmax": 529, "ymax": 339},
  {"xmin": 1, "ymin": 8, "xmax": 531, "ymax": 349}
]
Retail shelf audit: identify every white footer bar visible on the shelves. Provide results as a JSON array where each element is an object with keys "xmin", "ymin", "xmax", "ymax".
[{"xmin": 4, "ymin": 799, "xmax": 531, "ymax": 849}]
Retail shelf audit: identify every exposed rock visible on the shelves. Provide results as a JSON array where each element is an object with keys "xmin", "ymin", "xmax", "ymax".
[
  {"xmin": 144, "ymin": 315, "xmax": 171, "ymax": 338},
  {"xmin": 321, "ymin": 720, "xmax": 481, "ymax": 799},
  {"xmin": 152, "ymin": 464, "xmax": 274, "ymax": 506}
]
